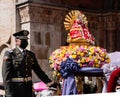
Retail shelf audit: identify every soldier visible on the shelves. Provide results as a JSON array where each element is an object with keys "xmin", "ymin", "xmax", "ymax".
[{"xmin": 2, "ymin": 30, "xmax": 56, "ymax": 97}]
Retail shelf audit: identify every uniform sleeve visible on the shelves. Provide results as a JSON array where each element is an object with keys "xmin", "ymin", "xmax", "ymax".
[
  {"xmin": 32, "ymin": 53, "xmax": 52, "ymax": 84},
  {"xmin": 2, "ymin": 51, "xmax": 14, "ymax": 95}
]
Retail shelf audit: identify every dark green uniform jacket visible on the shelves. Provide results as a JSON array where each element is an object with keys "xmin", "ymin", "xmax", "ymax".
[{"xmin": 2, "ymin": 48, "xmax": 52, "ymax": 97}]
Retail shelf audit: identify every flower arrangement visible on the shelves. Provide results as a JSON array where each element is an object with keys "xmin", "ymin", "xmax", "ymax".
[{"xmin": 49, "ymin": 45, "xmax": 110, "ymax": 78}]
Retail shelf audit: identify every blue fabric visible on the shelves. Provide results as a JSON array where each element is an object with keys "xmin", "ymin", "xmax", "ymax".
[
  {"xmin": 60, "ymin": 58, "xmax": 80, "ymax": 78},
  {"xmin": 80, "ymin": 67, "xmax": 103, "ymax": 72},
  {"xmin": 62, "ymin": 74, "xmax": 78, "ymax": 95},
  {"xmin": 60, "ymin": 58, "xmax": 79, "ymax": 95}
]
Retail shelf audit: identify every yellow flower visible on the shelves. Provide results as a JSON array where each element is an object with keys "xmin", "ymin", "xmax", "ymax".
[
  {"xmin": 94, "ymin": 59, "xmax": 98, "ymax": 63},
  {"xmin": 53, "ymin": 71, "xmax": 57, "ymax": 76},
  {"xmin": 89, "ymin": 56, "xmax": 93, "ymax": 60},
  {"xmin": 90, "ymin": 51, "xmax": 94, "ymax": 55},
  {"xmin": 62, "ymin": 49, "xmax": 67, "ymax": 53},
  {"xmin": 80, "ymin": 53, "xmax": 84, "ymax": 56},
  {"xmin": 101, "ymin": 58, "xmax": 104, "ymax": 61},
  {"xmin": 60, "ymin": 54, "xmax": 64, "ymax": 57},
  {"xmin": 101, "ymin": 53, "xmax": 105, "ymax": 57},
  {"xmin": 84, "ymin": 45, "xmax": 88, "ymax": 49},
  {"xmin": 106, "ymin": 58, "xmax": 110, "ymax": 63},
  {"xmin": 77, "ymin": 51, "xmax": 81, "ymax": 55},
  {"xmin": 81, "ymin": 58, "xmax": 85, "ymax": 63},
  {"xmin": 95, "ymin": 64, "xmax": 99, "ymax": 68},
  {"xmin": 71, "ymin": 54, "xmax": 77, "ymax": 59},
  {"xmin": 57, "ymin": 73, "xmax": 61, "ymax": 77}
]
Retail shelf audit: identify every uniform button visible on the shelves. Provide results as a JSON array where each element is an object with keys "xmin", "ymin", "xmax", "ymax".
[
  {"xmin": 26, "ymin": 63, "xmax": 28, "ymax": 65},
  {"xmin": 26, "ymin": 75, "xmax": 28, "ymax": 77},
  {"xmin": 26, "ymin": 69, "xmax": 28, "ymax": 71}
]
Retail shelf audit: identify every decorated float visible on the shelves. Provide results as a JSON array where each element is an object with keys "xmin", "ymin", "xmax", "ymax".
[{"xmin": 49, "ymin": 10, "xmax": 110, "ymax": 95}]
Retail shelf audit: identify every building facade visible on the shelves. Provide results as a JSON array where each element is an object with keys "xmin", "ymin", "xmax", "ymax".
[{"xmin": 0, "ymin": 0, "xmax": 120, "ymax": 82}]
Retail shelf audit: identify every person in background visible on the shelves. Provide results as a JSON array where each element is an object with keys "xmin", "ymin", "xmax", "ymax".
[
  {"xmin": 115, "ymin": 83, "xmax": 120, "ymax": 92},
  {"xmin": 107, "ymin": 68, "xmax": 120, "ymax": 92},
  {"xmin": 2, "ymin": 30, "xmax": 56, "ymax": 97}
]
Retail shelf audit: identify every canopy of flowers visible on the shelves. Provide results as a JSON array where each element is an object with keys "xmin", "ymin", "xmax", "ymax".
[{"xmin": 49, "ymin": 45, "xmax": 110, "ymax": 78}]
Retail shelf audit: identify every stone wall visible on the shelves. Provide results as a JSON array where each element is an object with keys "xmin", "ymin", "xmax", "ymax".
[
  {"xmin": 85, "ymin": 12, "xmax": 120, "ymax": 52},
  {"xmin": 0, "ymin": 0, "xmax": 16, "ymax": 82}
]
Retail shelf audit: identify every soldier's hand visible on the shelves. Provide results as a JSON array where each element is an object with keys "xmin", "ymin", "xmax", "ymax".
[
  {"xmin": 46, "ymin": 81, "xmax": 54, "ymax": 87},
  {"xmin": 47, "ymin": 81, "xmax": 58, "ymax": 91}
]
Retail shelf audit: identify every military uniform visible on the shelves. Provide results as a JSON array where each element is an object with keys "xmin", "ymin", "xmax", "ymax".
[{"xmin": 2, "ymin": 30, "xmax": 52, "ymax": 97}]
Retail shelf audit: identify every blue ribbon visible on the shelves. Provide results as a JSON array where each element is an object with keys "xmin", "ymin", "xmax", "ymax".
[{"xmin": 60, "ymin": 58, "xmax": 80, "ymax": 78}]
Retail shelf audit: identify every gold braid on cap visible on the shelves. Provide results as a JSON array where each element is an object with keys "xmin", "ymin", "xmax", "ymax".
[{"xmin": 64, "ymin": 10, "xmax": 88, "ymax": 31}]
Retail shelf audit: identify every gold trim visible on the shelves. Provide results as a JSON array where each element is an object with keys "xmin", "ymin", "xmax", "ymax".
[{"xmin": 11, "ymin": 77, "xmax": 32, "ymax": 82}]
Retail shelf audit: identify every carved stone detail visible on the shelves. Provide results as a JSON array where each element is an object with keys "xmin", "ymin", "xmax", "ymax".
[
  {"xmin": 29, "ymin": 6, "xmax": 67, "ymax": 24},
  {"xmin": 19, "ymin": 6, "xmax": 30, "ymax": 23}
]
